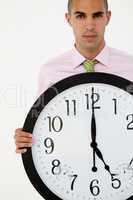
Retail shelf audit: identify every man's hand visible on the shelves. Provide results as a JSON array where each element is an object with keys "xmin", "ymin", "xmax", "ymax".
[{"xmin": 14, "ymin": 128, "xmax": 33, "ymax": 154}]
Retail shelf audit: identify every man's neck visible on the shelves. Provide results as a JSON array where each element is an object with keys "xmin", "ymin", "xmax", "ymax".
[{"xmin": 75, "ymin": 43, "xmax": 105, "ymax": 60}]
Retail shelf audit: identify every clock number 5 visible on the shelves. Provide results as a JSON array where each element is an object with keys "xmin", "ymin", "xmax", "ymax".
[{"xmin": 111, "ymin": 176, "xmax": 121, "ymax": 189}]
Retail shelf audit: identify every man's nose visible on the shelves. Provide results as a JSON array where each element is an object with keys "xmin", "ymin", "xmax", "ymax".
[{"xmin": 85, "ymin": 17, "xmax": 95, "ymax": 31}]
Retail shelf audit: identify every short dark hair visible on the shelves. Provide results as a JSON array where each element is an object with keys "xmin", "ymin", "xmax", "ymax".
[{"xmin": 68, "ymin": 0, "xmax": 108, "ymax": 13}]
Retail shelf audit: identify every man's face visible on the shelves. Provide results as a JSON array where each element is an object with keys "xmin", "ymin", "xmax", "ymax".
[{"xmin": 66, "ymin": 0, "xmax": 111, "ymax": 53}]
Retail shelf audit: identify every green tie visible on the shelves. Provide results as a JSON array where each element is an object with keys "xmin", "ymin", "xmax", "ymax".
[{"xmin": 83, "ymin": 60, "xmax": 98, "ymax": 72}]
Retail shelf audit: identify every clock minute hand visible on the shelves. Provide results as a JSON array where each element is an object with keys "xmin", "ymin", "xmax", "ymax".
[{"xmin": 90, "ymin": 108, "xmax": 98, "ymax": 172}]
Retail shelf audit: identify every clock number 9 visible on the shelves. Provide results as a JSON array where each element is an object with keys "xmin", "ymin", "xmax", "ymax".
[
  {"xmin": 47, "ymin": 116, "xmax": 63, "ymax": 132},
  {"xmin": 90, "ymin": 179, "xmax": 100, "ymax": 196},
  {"xmin": 44, "ymin": 138, "xmax": 54, "ymax": 154},
  {"xmin": 126, "ymin": 114, "xmax": 133, "ymax": 130},
  {"xmin": 52, "ymin": 159, "xmax": 61, "ymax": 175}
]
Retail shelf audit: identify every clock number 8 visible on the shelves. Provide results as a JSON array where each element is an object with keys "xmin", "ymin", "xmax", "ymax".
[{"xmin": 52, "ymin": 159, "xmax": 61, "ymax": 175}]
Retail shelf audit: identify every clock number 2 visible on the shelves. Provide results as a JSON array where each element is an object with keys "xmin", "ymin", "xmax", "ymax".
[
  {"xmin": 47, "ymin": 116, "xmax": 63, "ymax": 132},
  {"xmin": 126, "ymin": 114, "xmax": 133, "ymax": 130}
]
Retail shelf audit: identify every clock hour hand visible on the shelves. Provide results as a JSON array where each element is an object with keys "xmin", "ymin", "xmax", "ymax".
[{"xmin": 94, "ymin": 146, "xmax": 116, "ymax": 177}]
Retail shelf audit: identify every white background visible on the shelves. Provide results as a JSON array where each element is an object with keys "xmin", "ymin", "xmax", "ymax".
[{"xmin": 0, "ymin": 0, "xmax": 133, "ymax": 199}]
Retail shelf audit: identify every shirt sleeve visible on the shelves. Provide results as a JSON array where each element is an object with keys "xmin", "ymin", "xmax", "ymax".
[{"xmin": 36, "ymin": 64, "xmax": 53, "ymax": 98}]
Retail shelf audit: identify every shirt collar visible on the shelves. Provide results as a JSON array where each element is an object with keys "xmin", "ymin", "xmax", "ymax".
[{"xmin": 71, "ymin": 45, "xmax": 110, "ymax": 69}]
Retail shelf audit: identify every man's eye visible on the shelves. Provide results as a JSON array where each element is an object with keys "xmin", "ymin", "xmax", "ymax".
[
  {"xmin": 76, "ymin": 15, "xmax": 85, "ymax": 19},
  {"xmin": 93, "ymin": 13, "xmax": 103, "ymax": 18}
]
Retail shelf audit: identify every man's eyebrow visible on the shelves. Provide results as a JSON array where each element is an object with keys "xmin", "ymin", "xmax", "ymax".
[
  {"xmin": 74, "ymin": 11, "xmax": 86, "ymax": 15},
  {"xmin": 93, "ymin": 11, "xmax": 105, "ymax": 15},
  {"xmin": 73, "ymin": 11, "xmax": 105, "ymax": 15}
]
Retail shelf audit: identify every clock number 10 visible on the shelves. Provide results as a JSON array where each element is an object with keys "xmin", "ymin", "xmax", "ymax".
[{"xmin": 47, "ymin": 116, "xmax": 63, "ymax": 132}]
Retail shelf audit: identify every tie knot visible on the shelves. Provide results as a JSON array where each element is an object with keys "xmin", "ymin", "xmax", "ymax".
[{"xmin": 83, "ymin": 60, "xmax": 98, "ymax": 72}]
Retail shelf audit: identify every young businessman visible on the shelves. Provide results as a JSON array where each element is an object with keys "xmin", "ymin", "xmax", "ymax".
[{"xmin": 14, "ymin": 0, "xmax": 133, "ymax": 153}]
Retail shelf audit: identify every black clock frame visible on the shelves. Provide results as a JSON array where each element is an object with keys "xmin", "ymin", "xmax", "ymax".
[{"xmin": 22, "ymin": 72, "xmax": 133, "ymax": 200}]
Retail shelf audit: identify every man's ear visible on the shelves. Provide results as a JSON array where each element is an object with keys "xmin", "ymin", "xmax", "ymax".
[
  {"xmin": 65, "ymin": 13, "xmax": 72, "ymax": 26},
  {"xmin": 106, "ymin": 11, "xmax": 111, "ymax": 25}
]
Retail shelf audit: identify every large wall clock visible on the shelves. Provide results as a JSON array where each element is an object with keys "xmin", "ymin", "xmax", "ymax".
[{"xmin": 22, "ymin": 72, "xmax": 133, "ymax": 200}]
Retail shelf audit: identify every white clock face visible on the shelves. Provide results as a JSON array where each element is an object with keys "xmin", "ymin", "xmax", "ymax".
[{"xmin": 32, "ymin": 83, "xmax": 133, "ymax": 200}]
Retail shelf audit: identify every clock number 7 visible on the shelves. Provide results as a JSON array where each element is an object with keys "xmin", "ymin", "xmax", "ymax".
[{"xmin": 70, "ymin": 174, "xmax": 78, "ymax": 191}]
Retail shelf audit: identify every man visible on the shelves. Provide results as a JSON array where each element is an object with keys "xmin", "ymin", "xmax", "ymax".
[{"xmin": 14, "ymin": 0, "xmax": 133, "ymax": 153}]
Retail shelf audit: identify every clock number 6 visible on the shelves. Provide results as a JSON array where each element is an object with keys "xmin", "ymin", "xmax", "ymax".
[{"xmin": 90, "ymin": 179, "xmax": 100, "ymax": 196}]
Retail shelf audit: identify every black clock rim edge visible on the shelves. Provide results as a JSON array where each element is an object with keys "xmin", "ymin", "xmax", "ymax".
[{"xmin": 22, "ymin": 72, "xmax": 133, "ymax": 200}]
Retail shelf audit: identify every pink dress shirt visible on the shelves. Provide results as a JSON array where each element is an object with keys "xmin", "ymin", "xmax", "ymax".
[{"xmin": 37, "ymin": 45, "xmax": 133, "ymax": 96}]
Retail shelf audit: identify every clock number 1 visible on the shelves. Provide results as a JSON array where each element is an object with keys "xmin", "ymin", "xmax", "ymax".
[
  {"xmin": 112, "ymin": 98, "xmax": 117, "ymax": 115},
  {"xmin": 47, "ymin": 116, "xmax": 63, "ymax": 132}
]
